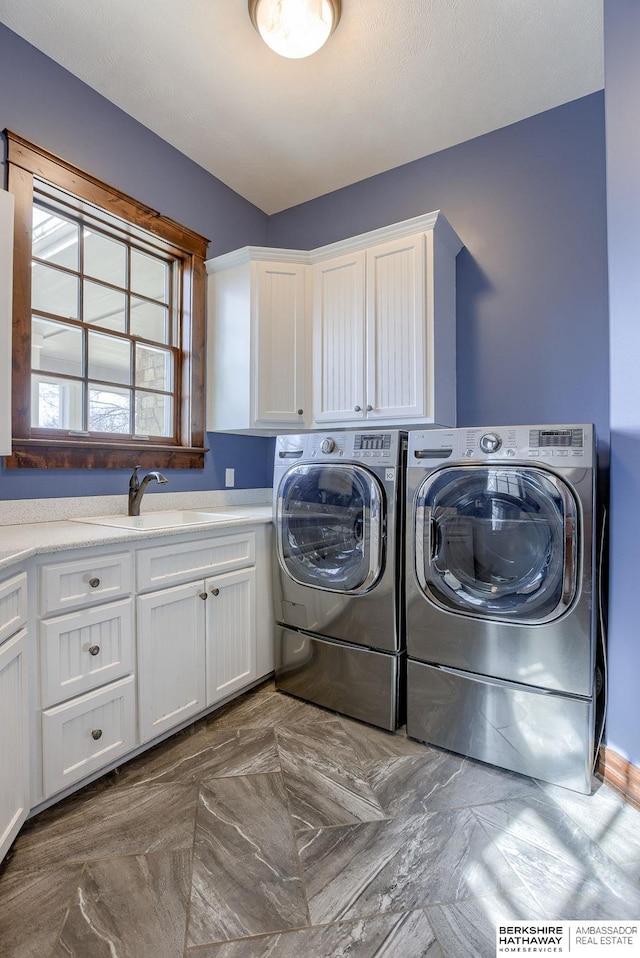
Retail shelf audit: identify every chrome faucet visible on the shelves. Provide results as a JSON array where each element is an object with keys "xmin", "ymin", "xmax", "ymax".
[{"xmin": 128, "ymin": 466, "xmax": 169, "ymax": 516}]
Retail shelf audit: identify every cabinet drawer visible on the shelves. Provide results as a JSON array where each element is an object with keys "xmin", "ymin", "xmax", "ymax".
[
  {"xmin": 137, "ymin": 532, "xmax": 255, "ymax": 592},
  {"xmin": 0, "ymin": 572, "xmax": 27, "ymax": 646},
  {"xmin": 39, "ymin": 598, "xmax": 134, "ymax": 708},
  {"xmin": 42, "ymin": 674, "xmax": 136, "ymax": 798},
  {"xmin": 40, "ymin": 552, "xmax": 133, "ymax": 616}
]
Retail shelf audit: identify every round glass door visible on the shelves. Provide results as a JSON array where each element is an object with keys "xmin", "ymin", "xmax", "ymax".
[
  {"xmin": 415, "ymin": 466, "xmax": 578, "ymax": 622},
  {"xmin": 277, "ymin": 463, "xmax": 384, "ymax": 594}
]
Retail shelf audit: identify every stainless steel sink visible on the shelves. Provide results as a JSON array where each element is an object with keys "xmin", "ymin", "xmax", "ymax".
[{"xmin": 72, "ymin": 510, "xmax": 243, "ymax": 531}]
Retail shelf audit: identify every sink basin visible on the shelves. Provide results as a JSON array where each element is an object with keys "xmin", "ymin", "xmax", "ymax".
[{"xmin": 72, "ymin": 510, "xmax": 243, "ymax": 531}]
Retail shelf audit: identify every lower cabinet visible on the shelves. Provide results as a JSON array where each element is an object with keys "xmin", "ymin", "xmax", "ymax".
[
  {"xmin": 206, "ymin": 566, "xmax": 256, "ymax": 705},
  {"xmin": 137, "ymin": 580, "xmax": 207, "ymax": 744},
  {"xmin": 0, "ymin": 628, "xmax": 29, "ymax": 862},
  {"xmin": 41, "ymin": 674, "xmax": 136, "ymax": 797}
]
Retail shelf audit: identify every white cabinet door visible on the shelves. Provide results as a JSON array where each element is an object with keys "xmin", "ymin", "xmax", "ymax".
[
  {"xmin": 205, "ymin": 567, "xmax": 256, "ymax": 706},
  {"xmin": 312, "ymin": 251, "xmax": 365, "ymax": 423},
  {"xmin": 206, "ymin": 251, "xmax": 308, "ymax": 433},
  {"xmin": 254, "ymin": 261, "xmax": 307, "ymax": 426},
  {"xmin": 0, "ymin": 629, "xmax": 29, "ymax": 862},
  {"xmin": 137, "ymin": 581, "xmax": 206, "ymax": 743},
  {"xmin": 365, "ymin": 233, "xmax": 426, "ymax": 421}
]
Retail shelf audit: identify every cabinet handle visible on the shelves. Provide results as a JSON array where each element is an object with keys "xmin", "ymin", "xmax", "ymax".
[
  {"xmin": 88, "ymin": 577, "xmax": 101, "ymax": 588},
  {"xmin": 366, "ymin": 404, "xmax": 373, "ymax": 412},
  {"xmin": 199, "ymin": 592, "xmax": 208, "ymax": 600},
  {"xmin": 88, "ymin": 645, "xmax": 101, "ymax": 657},
  {"xmin": 91, "ymin": 729, "xmax": 103, "ymax": 740},
  {"xmin": 210, "ymin": 587, "xmax": 220, "ymax": 596},
  {"xmin": 354, "ymin": 405, "xmax": 361, "ymax": 412},
  {"xmin": 297, "ymin": 409, "xmax": 304, "ymax": 416}
]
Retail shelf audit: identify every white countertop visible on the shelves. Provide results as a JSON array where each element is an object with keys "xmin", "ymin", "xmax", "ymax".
[{"xmin": 0, "ymin": 505, "xmax": 273, "ymax": 572}]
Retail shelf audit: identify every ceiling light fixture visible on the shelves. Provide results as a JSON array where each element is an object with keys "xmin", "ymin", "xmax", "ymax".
[{"xmin": 248, "ymin": 0, "xmax": 341, "ymax": 59}]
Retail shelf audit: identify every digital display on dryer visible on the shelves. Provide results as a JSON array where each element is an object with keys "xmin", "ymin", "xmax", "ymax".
[
  {"xmin": 355, "ymin": 434, "xmax": 391, "ymax": 450},
  {"xmin": 530, "ymin": 428, "xmax": 583, "ymax": 448}
]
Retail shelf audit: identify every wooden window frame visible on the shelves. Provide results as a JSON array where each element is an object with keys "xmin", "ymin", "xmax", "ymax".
[{"xmin": 5, "ymin": 131, "xmax": 209, "ymax": 469}]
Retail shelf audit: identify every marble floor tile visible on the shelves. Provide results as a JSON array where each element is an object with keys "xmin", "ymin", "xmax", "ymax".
[
  {"xmin": 0, "ymin": 862, "xmax": 84, "ymax": 958},
  {"xmin": 276, "ymin": 721, "xmax": 386, "ymax": 831},
  {"xmin": 368, "ymin": 751, "xmax": 540, "ymax": 817},
  {"xmin": 537, "ymin": 775, "xmax": 640, "ymax": 872},
  {"xmin": 209, "ymin": 688, "xmax": 337, "ymax": 730},
  {"xmin": 188, "ymin": 772, "xmax": 309, "ymax": 946},
  {"xmin": 472, "ymin": 795, "xmax": 640, "ymax": 919},
  {"xmin": 52, "ymin": 848, "xmax": 191, "ymax": 958},
  {"xmin": 339, "ymin": 716, "xmax": 432, "ymax": 770},
  {"xmin": 425, "ymin": 890, "xmax": 548, "ymax": 958},
  {"xmin": 114, "ymin": 726, "xmax": 280, "ymax": 786},
  {"xmin": 296, "ymin": 808, "xmax": 527, "ymax": 924},
  {"xmin": 8, "ymin": 783, "xmax": 199, "ymax": 873},
  {"xmin": 187, "ymin": 909, "xmax": 443, "ymax": 957}
]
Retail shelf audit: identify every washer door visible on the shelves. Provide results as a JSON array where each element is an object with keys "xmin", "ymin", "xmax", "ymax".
[
  {"xmin": 277, "ymin": 463, "xmax": 384, "ymax": 594},
  {"xmin": 415, "ymin": 466, "xmax": 578, "ymax": 623}
]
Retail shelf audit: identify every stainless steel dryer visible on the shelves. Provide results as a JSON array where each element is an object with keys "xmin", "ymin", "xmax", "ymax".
[
  {"xmin": 406, "ymin": 423, "xmax": 597, "ymax": 793},
  {"xmin": 274, "ymin": 430, "xmax": 406, "ymax": 730}
]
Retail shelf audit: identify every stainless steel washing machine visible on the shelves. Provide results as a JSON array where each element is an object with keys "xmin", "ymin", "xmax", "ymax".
[
  {"xmin": 273, "ymin": 430, "xmax": 406, "ymax": 730},
  {"xmin": 406, "ymin": 423, "xmax": 597, "ymax": 793}
]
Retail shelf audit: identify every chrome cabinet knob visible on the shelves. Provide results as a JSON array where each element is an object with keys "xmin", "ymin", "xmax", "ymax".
[
  {"xmin": 366, "ymin": 404, "xmax": 373, "ymax": 412},
  {"xmin": 354, "ymin": 405, "xmax": 361, "ymax": 412},
  {"xmin": 297, "ymin": 409, "xmax": 304, "ymax": 416},
  {"xmin": 199, "ymin": 592, "xmax": 208, "ymax": 600},
  {"xmin": 88, "ymin": 645, "xmax": 100, "ymax": 656},
  {"xmin": 91, "ymin": 729, "xmax": 103, "ymax": 740},
  {"xmin": 88, "ymin": 577, "xmax": 100, "ymax": 588},
  {"xmin": 211, "ymin": 587, "xmax": 220, "ymax": 596}
]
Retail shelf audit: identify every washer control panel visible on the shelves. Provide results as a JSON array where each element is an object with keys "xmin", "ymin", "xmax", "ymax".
[{"xmin": 408, "ymin": 423, "xmax": 594, "ymax": 468}]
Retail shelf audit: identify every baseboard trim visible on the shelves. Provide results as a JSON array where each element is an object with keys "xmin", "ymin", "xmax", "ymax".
[{"xmin": 597, "ymin": 746, "xmax": 640, "ymax": 811}]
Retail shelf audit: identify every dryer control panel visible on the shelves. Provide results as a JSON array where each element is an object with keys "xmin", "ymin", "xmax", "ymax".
[{"xmin": 408, "ymin": 423, "xmax": 595, "ymax": 468}]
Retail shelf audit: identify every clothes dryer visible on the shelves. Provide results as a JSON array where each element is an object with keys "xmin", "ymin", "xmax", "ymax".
[
  {"xmin": 273, "ymin": 430, "xmax": 406, "ymax": 730},
  {"xmin": 405, "ymin": 423, "xmax": 598, "ymax": 792}
]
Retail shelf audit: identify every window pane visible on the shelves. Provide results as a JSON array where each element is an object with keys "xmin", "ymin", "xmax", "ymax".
[
  {"xmin": 84, "ymin": 230, "xmax": 127, "ymax": 287},
  {"xmin": 31, "ymin": 374, "xmax": 83, "ymax": 430},
  {"xmin": 131, "ymin": 249, "xmax": 168, "ymax": 302},
  {"xmin": 84, "ymin": 280, "xmax": 126, "ymax": 332},
  {"xmin": 136, "ymin": 392, "xmax": 172, "ymax": 437},
  {"xmin": 32, "ymin": 207, "xmax": 79, "ymax": 270},
  {"xmin": 135, "ymin": 344, "xmax": 172, "ymax": 391},
  {"xmin": 32, "ymin": 262, "xmax": 79, "ymax": 319},
  {"xmin": 89, "ymin": 384, "xmax": 131, "ymax": 434},
  {"xmin": 130, "ymin": 297, "xmax": 168, "ymax": 343},
  {"xmin": 32, "ymin": 318, "xmax": 83, "ymax": 377},
  {"xmin": 88, "ymin": 332, "xmax": 131, "ymax": 386}
]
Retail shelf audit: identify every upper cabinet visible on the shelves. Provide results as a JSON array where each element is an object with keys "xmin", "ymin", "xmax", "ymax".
[
  {"xmin": 206, "ymin": 212, "xmax": 462, "ymax": 434},
  {"xmin": 312, "ymin": 213, "xmax": 462, "ymax": 428},
  {"xmin": 0, "ymin": 189, "xmax": 14, "ymax": 456},
  {"xmin": 206, "ymin": 249, "xmax": 309, "ymax": 434}
]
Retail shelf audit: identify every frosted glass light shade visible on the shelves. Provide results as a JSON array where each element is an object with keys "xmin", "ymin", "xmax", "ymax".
[{"xmin": 249, "ymin": 0, "xmax": 341, "ymax": 59}]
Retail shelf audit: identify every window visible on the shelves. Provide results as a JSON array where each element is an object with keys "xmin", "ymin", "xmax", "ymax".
[{"xmin": 5, "ymin": 131, "xmax": 208, "ymax": 469}]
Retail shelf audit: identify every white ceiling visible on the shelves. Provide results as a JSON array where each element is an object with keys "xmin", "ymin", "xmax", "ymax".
[{"xmin": 0, "ymin": 0, "xmax": 604, "ymax": 215}]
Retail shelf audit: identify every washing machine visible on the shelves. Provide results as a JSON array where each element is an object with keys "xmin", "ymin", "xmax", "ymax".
[
  {"xmin": 405, "ymin": 423, "xmax": 598, "ymax": 793},
  {"xmin": 273, "ymin": 430, "xmax": 406, "ymax": 730}
]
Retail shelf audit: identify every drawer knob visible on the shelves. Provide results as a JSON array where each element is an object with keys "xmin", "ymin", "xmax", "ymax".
[
  {"xmin": 91, "ymin": 729, "xmax": 103, "ymax": 740},
  {"xmin": 88, "ymin": 645, "xmax": 101, "ymax": 657},
  {"xmin": 199, "ymin": 592, "xmax": 208, "ymax": 600},
  {"xmin": 211, "ymin": 587, "xmax": 220, "ymax": 596},
  {"xmin": 88, "ymin": 577, "xmax": 101, "ymax": 589}
]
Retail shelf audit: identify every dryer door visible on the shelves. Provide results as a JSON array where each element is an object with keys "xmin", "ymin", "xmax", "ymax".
[
  {"xmin": 415, "ymin": 465, "xmax": 578, "ymax": 622},
  {"xmin": 276, "ymin": 463, "xmax": 384, "ymax": 594}
]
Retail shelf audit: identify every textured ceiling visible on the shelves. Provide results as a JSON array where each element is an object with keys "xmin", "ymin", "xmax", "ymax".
[{"xmin": 0, "ymin": 0, "xmax": 604, "ymax": 214}]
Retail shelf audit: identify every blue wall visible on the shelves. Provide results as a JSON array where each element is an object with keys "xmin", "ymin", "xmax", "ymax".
[
  {"xmin": 269, "ymin": 93, "xmax": 610, "ymax": 441},
  {"xmin": 0, "ymin": 23, "xmax": 272, "ymax": 498},
  {"xmin": 604, "ymin": 0, "xmax": 640, "ymax": 767}
]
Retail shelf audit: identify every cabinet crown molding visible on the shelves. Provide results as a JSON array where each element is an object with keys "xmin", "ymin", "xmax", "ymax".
[{"xmin": 205, "ymin": 211, "xmax": 463, "ymax": 274}]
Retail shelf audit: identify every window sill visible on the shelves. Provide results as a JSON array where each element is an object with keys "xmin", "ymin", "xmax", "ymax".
[{"xmin": 4, "ymin": 439, "xmax": 208, "ymax": 470}]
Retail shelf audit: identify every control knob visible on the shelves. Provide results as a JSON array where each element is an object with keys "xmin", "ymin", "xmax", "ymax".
[
  {"xmin": 479, "ymin": 433, "xmax": 502, "ymax": 454},
  {"xmin": 320, "ymin": 437, "xmax": 336, "ymax": 454}
]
